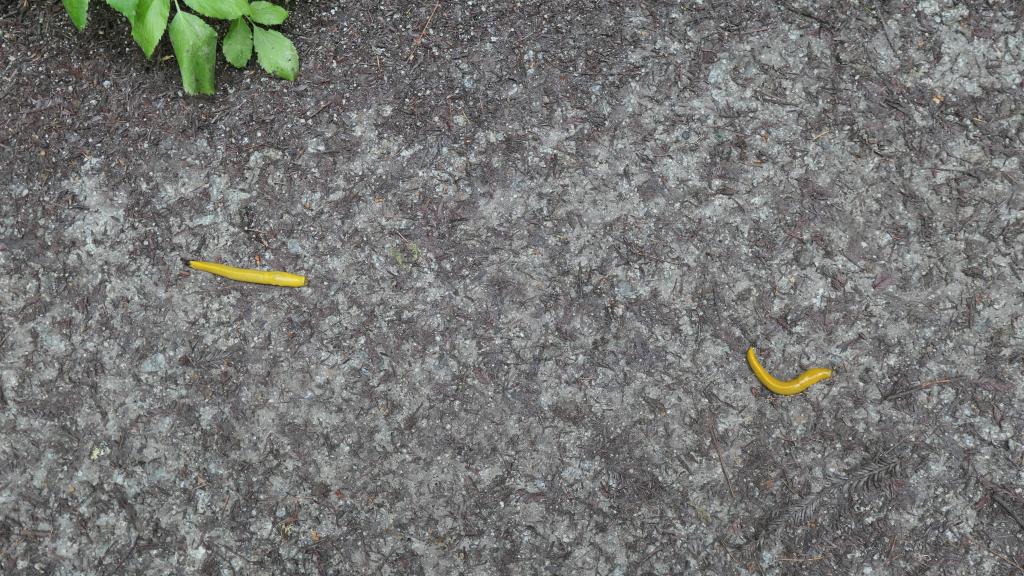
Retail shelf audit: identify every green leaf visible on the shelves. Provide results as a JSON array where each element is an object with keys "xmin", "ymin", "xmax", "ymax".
[
  {"xmin": 131, "ymin": 0, "xmax": 170, "ymax": 58},
  {"xmin": 253, "ymin": 25, "xmax": 299, "ymax": 81},
  {"xmin": 168, "ymin": 11, "xmax": 218, "ymax": 95},
  {"xmin": 63, "ymin": 0, "xmax": 89, "ymax": 30},
  {"xmin": 105, "ymin": 0, "xmax": 137, "ymax": 20},
  {"xmin": 182, "ymin": 0, "xmax": 248, "ymax": 20},
  {"xmin": 248, "ymin": 1, "xmax": 288, "ymax": 25},
  {"xmin": 222, "ymin": 18, "xmax": 253, "ymax": 69}
]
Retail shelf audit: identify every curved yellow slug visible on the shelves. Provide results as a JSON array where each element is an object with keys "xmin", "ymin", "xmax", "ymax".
[
  {"xmin": 186, "ymin": 260, "xmax": 306, "ymax": 287},
  {"xmin": 746, "ymin": 347, "xmax": 832, "ymax": 396}
]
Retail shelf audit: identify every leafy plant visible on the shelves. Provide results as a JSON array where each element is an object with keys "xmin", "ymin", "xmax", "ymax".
[{"xmin": 61, "ymin": 0, "xmax": 299, "ymax": 95}]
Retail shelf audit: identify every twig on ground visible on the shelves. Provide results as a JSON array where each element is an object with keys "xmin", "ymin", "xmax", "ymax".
[
  {"xmin": 882, "ymin": 379, "xmax": 953, "ymax": 401},
  {"xmin": 409, "ymin": 0, "xmax": 442, "ymax": 62},
  {"xmin": 709, "ymin": 416, "xmax": 735, "ymax": 500}
]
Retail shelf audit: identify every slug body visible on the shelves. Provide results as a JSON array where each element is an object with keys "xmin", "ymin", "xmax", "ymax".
[
  {"xmin": 187, "ymin": 260, "xmax": 306, "ymax": 287},
  {"xmin": 746, "ymin": 347, "xmax": 832, "ymax": 396}
]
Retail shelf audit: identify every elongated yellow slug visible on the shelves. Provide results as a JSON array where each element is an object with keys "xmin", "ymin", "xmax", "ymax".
[
  {"xmin": 746, "ymin": 347, "xmax": 832, "ymax": 396},
  {"xmin": 185, "ymin": 260, "xmax": 306, "ymax": 287}
]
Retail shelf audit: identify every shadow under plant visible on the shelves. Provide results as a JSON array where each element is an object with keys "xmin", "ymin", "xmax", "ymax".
[{"xmin": 1, "ymin": 1, "xmax": 1022, "ymax": 574}]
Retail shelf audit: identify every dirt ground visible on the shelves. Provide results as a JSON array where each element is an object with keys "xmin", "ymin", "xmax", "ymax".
[{"xmin": 1, "ymin": 0, "xmax": 1023, "ymax": 574}]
